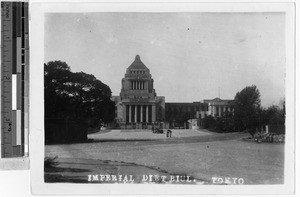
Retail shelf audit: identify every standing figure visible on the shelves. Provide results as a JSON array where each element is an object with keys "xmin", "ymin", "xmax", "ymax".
[{"xmin": 166, "ymin": 129, "xmax": 172, "ymax": 138}]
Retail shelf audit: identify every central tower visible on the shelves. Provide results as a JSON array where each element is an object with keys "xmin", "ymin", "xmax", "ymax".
[
  {"xmin": 112, "ymin": 55, "xmax": 165, "ymax": 129},
  {"xmin": 120, "ymin": 55, "xmax": 156, "ymax": 100}
]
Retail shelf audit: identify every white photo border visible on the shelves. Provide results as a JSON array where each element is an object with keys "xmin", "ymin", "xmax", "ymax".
[{"xmin": 30, "ymin": 1, "xmax": 295, "ymax": 195}]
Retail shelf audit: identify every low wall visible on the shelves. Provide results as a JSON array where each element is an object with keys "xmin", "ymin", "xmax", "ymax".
[{"xmin": 120, "ymin": 122, "xmax": 170, "ymax": 130}]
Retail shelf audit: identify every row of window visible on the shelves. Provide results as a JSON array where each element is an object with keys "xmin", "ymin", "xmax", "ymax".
[
  {"xmin": 212, "ymin": 106, "xmax": 233, "ymax": 113},
  {"xmin": 167, "ymin": 106, "xmax": 208, "ymax": 112},
  {"xmin": 130, "ymin": 70, "xmax": 146, "ymax": 74}
]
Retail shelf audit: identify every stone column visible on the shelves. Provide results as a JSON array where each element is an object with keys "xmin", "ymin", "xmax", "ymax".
[
  {"xmin": 146, "ymin": 105, "xmax": 149, "ymax": 122},
  {"xmin": 129, "ymin": 105, "xmax": 132, "ymax": 123},
  {"xmin": 140, "ymin": 105, "xmax": 143, "ymax": 122},
  {"xmin": 152, "ymin": 105, "xmax": 156, "ymax": 122},
  {"xmin": 218, "ymin": 107, "xmax": 221, "ymax": 116},
  {"xmin": 134, "ymin": 105, "xmax": 137, "ymax": 123}
]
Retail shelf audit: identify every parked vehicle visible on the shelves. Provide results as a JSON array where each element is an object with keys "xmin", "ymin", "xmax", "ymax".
[{"xmin": 153, "ymin": 128, "xmax": 164, "ymax": 134}]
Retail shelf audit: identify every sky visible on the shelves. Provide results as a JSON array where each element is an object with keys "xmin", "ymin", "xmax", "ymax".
[{"xmin": 45, "ymin": 12, "xmax": 285, "ymax": 107}]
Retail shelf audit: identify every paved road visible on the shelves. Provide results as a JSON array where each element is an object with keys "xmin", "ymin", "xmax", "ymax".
[
  {"xmin": 87, "ymin": 129, "xmax": 250, "ymax": 146},
  {"xmin": 88, "ymin": 129, "xmax": 213, "ymax": 141}
]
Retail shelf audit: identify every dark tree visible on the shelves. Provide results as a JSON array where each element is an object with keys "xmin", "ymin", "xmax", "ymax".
[
  {"xmin": 202, "ymin": 111, "xmax": 235, "ymax": 133},
  {"xmin": 44, "ymin": 60, "xmax": 115, "ymax": 122},
  {"xmin": 234, "ymin": 85, "xmax": 261, "ymax": 136},
  {"xmin": 44, "ymin": 61, "xmax": 115, "ymax": 143},
  {"xmin": 44, "ymin": 61, "xmax": 72, "ymax": 118},
  {"xmin": 265, "ymin": 104, "xmax": 285, "ymax": 125}
]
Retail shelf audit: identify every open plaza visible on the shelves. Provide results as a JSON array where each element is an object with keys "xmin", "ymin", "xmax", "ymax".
[{"xmin": 45, "ymin": 128, "xmax": 284, "ymax": 184}]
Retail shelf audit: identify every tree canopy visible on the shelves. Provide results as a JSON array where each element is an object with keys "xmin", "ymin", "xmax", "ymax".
[
  {"xmin": 234, "ymin": 85, "xmax": 261, "ymax": 132},
  {"xmin": 44, "ymin": 61, "xmax": 115, "ymax": 123}
]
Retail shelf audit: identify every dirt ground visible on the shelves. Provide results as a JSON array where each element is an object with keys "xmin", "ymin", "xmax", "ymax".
[{"xmin": 45, "ymin": 129, "xmax": 284, "ymax": 184}]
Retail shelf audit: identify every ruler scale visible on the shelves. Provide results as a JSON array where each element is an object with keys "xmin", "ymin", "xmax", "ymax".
[{"xmin": 1, "ymin": 2, "xmax": 29, "ymax": 158}]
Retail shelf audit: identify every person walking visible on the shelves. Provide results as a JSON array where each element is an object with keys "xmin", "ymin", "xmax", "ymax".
[{"xmin": 166, "ymin": 129, "xmax": 172, "ymax": 138}]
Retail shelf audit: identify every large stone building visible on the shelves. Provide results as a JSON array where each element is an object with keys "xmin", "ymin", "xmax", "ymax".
[
  {"xmin": 112, "ymin": 55, "xmax": 165, "ymax": 128},
  {"xmin": 112, "ymin": 55, "xmax": 234, "ymax": 129}
]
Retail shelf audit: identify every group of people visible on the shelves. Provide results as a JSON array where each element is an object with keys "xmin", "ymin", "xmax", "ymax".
[{"xmin": 151, "ymin": 126, "xmax": 173, "ymax": 138}]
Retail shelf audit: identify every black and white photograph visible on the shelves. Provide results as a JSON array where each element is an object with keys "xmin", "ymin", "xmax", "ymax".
[{"xmin": 29, "ymin": 1, "xmax": 295, "ymax": 195}]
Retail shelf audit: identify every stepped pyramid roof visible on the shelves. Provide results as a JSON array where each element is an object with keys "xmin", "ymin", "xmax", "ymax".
[{"xmin": 128, "ymin": 55, "xmax": 149, "ymax": 70}]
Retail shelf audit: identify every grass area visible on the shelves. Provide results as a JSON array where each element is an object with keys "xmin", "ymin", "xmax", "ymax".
[{"xmin": 44, "ymin": 157, "xmax": 202, "ymax": 184}]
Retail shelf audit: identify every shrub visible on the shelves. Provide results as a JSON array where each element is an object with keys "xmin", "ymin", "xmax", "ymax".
[{"xmin": 44, "ymin": 156, "xmax": 59, "ymax": 168}]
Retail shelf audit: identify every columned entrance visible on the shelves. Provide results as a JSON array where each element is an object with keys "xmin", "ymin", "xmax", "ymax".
[{"xmin": 126, "ymin": 104, "xmax": 154, "ymax": 123}]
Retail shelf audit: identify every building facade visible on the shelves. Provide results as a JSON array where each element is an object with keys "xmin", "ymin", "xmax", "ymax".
[
  {"xmin": 165, "ymin": 102, "xmax": 208, "ymax": 122},
  {"xmin": 112, "ymin": 56, "xmax": 234, "ymax": 129},
  {"xmin": 203, "ymin": 97, "xmax": 234, "ymax": 117},
  {"xmin": 112, "ymin": 55, "xmax": 165, "ymax": 128}
]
